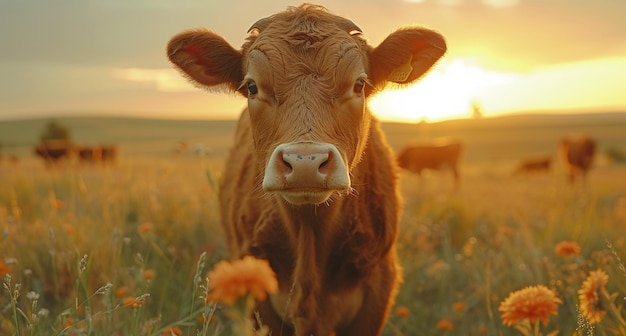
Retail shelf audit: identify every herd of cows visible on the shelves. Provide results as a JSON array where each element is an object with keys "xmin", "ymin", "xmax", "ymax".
[
  {"xmin": 397, "ymin": 134, "xmax": 596, "ymax": 187},
  {"xmin": 33, "ymin": 140, "xmax": 117, "ymax": 166}
]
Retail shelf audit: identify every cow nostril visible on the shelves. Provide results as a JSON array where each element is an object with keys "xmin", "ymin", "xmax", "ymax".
[{"xmin": 282, "ymin": 159, "xmax": 293, "ymax": 171}]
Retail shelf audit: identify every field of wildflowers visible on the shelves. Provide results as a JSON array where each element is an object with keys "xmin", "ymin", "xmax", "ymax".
[{"xmin": 1, "ymin": 152, "xmax": 626, "ymax": 335}]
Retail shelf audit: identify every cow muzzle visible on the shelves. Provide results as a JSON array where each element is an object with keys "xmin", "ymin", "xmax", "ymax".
[{"xmin": 262, "ymin": 142, "xmax": 351, "ymax": 205}]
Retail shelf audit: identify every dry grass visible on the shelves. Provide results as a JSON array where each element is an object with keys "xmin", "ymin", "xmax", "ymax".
[{"xmin": 1, "ymin": 115, "xmax": 626, "ymax": 335}]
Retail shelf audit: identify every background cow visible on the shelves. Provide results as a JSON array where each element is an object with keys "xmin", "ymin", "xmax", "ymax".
[
  {"xmin": 168, "ymin": 4, "xmax": 445, "ymax": 336},
  {"xmin": 397, "ymin": 141, "xmax": 463, "ymax": 189},
  {"xmin": 560, "ymin": 135, "xmax": 596, "ymax": 183},
  {"xmin": 513, "ymin": 155, "xmax": 552, "ymax": 175},
  {"xmin": 34, "ymin": 140, "xmax": 73, "ymax": 166}
]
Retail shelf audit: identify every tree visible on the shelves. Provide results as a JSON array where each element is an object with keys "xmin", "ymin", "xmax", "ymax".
[{"xmin": 39, "ymin": 120, "xmax": 71, "ymax": 142}]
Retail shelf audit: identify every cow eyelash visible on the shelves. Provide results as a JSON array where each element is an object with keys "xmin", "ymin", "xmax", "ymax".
[{"xmin": 353, "ymin": 79, "xmax": 365, "ymax": 94}]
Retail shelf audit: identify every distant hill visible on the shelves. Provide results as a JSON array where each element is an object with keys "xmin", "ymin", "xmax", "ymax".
[{"xmin": 1, "ymin": 112, "xmax": 625, "ymax": 167}]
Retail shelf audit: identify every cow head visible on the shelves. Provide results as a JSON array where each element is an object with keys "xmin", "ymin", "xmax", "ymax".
[{"xmin": 168, "ymin": 4, "xmax": 445, "ymax": 205}]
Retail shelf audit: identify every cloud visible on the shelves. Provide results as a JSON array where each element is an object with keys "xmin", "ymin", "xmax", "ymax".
[{"xmin": 112, "ymin": 68, "xmax": 196, "ymax": 92}]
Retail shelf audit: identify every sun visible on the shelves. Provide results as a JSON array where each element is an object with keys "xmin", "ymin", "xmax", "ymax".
[{"xmin": 369, "ymin": 58, "xmax": 515, "ymax": 123}]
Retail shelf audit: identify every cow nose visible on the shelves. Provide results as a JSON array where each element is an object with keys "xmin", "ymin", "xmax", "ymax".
[
  {"xmin": 263, "ymin": 142, "xmax": 350, "ymax": 198},
  {"xmin": 281, "ymin": 151, "xmax": 330, "ymax": 178}
]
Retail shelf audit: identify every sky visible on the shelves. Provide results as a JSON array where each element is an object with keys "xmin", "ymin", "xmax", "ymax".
[{"xmin": 1, "ymin": 0, "xmax": 625, "ymax": 123}]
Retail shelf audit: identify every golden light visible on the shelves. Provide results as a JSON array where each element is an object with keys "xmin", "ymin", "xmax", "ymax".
[{"xmin": 369, "ymin": 58, "xmax": 517, "ymax": 123}]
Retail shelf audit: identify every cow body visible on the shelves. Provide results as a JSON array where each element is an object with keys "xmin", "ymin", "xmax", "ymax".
[
  {"xmin": 560, "ymin": 136, "xmax": 595, "ymax": 183},
  {"xmin": 168, "ymin": 4, "xmax": 445, "ymax": 335},
  {"xmin": 513, "ymin": 156, "xmax": 552, "ymax": 175},
  {"xmin": 397, "ymin": 141, "xmax": 462, "ymax": 188}
]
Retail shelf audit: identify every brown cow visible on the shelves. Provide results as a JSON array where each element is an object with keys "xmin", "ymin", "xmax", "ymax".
[
  {"xmin": 513, "ymin": 156, "xmax": 552, "ymax": 175},
  {"xmin": 397, "ymin": 141, "xmax": 463, "ymax": 188},
  {"xmin": 168, "ymin": 4, "xmax": 445, "ymax": 335},
  {"xmin": 34, "ymin": 140, "xmax": 72, "ymax": 165},
  {"xmin": 560, "ymin": 135, "xmax": 596, "ymax": 183}
]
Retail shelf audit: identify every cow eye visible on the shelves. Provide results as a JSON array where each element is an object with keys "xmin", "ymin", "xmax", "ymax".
[
  {"xmin": 354, "ymin": 79, "xmax": 365, "ymax": 94},
  {"xmin": 247, "ymin": 81, "xmax": 258, "ymax": 95}
]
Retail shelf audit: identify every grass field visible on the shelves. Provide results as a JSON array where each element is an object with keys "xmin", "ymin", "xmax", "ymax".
[{"xmin": 1, "ymin": 113, "xmax": 626, "ymax": 335}]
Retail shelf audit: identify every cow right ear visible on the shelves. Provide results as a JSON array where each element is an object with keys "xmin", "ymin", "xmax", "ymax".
[{"xmin": 167, "ymin": 29, "xmax": 244, "ymax": 94}]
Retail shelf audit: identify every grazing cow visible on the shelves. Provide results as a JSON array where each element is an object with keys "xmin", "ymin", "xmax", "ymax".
[
  {"xmin": 560, "ymin": 135, "xmax": 596, "ymax": 183},
  {"xmin": 75, "ymin": 146, "xmax": 103, "ymax": 163},
  {"xmin": 34, "ymin": 140, "xmax": 72, "ymax": 165},
  {"xmin": 167, "ymin": 4, "xmax": 445, "ymax": 335},
  {"xmin": 513, "ymin": 156, "xmax": 552, "ymax": 175},
  {"xmin": 100, "ymin": 145, "xmax": 118, "ymax": 163},
  {"xmin": 396, "ymin": 141, "xmax": 463, "ymax": 188}
]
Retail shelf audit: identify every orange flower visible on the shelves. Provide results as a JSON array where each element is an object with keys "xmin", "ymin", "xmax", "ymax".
[
  {"xmin": 452, "ymin": 302, "xmax": 465, "ymax": 312},
  {"xmin": 138, "ymin": 222, "xmax": 153, "ymax": 234},
  {"xmin": 499, "ymin": 285, "xmax": 562, "ymax": 326},
  {"xmin": 554, "ymin": 241, "xmax": 581, "ymax": 257},
  {"xmin": 163, "ymin": 326, "xmax": 182, "ymax": 336},
  {"xmin": 207, "ymin": 256, "xmax": 278, "ymax": 305},
  {"xmin": 436, "ymin": 319, "xmax": 454, "ymax": 330},
  {"xmin": 143, "ymin": 269, "xmax": 156, "ymax": 280},
  {"xmin": 395, "ymin": 306, "xmax": 410, "ymax": 317},
  {"xmin": 0, "ymin": 260, "xmax": 12, "ymax": 277},
  {"xmin": 123, "ymin": 296, "xmax": 145, "ymax": 308},
  {"xmin": 63, "ymin": 224, "xmax": 76, "ymax": 236},
  {"xmin": 578, "ymin": 269, "xmax": 609, "ymax": 323},
  {"xmin": 115, "ymin": 286, "xmax": 129, "ymax": 298},
  {"xmin": 63, "ymin": 212, "xmax": 74, "ymax": 222}
]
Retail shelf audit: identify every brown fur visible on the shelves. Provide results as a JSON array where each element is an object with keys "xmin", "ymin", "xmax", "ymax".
[
  {"xmin": 397, "ymin": 141, "xmax": 463, "ymax": 188},
  {"xmin": 167, "ymin": 4, "xmax": 446, "ymax": 335},
  {"xmin": 560, "ymin": 135, "xmax": 596, "ymax": 183}
]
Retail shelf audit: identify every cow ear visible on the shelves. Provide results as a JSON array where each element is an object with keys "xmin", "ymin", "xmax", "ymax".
[
  {"xmin": 167, "ymin": 29, "xmax": 244, "ymax": 93},
  {"xmin": 370, "ymin": 28, "xmax": 446, "ymax": 86}
]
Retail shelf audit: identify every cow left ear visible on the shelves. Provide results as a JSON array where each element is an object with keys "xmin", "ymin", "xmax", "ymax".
[
  {"xmin": 369, "ymin": 28, "xmax": 446, "ymax": 86},
  {"xmin": 167, "ymin": 29, "xmax": 244, "ymax": 93}
]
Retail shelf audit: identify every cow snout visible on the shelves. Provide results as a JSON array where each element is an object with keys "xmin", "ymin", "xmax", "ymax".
[{"xmin": 263, "ymin": 143, "xmax": 350, "ymax": 205}]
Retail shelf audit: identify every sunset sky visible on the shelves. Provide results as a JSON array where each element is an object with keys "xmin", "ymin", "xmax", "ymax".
[{"xmin": 1, "ymin": 0, "xmax": 625, "ymax": 123}]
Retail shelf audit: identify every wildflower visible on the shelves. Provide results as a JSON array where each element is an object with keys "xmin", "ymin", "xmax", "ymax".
[
  {"xmin": 123, "ymin": 296, "xmax": 145, "ymax": 308},
  {"xmin": 578, "ymin": 269, "xmax": 609, "ymax": 323},
  {"xmin": 395, "ymin": 306, "xmax": 410, "ymax": 317},
  {"xmin": 163, "ymin": 326, "xmax": 183, "ymax": 336},
  {"xmin": 436, "ymin": 319, "xmax": 454, "ymax": 331},
  {"xmin": 207, "ymin": 256, "xmax": 278, "ymax": 305},
  {"xmin": 138, "ymin": 222, "xmax": 154, "ymax": 235},
  {"xmin": 63, "ymin": 212, "xmax": 74, "ymax": 222},
  {"xmin": 554, "ymin": 241, "xmax": 581, "ymax": 257},
  {"xmin": 143, "ymin": 269, "xmax": 156, "ymax": 281},
  {"xmin": 0, "ymin": 260, "xmax": 12, "ymax": 277},
  {"xmin": 499, "ymin": 285, "xmax": 562, "ymax": 326},
  {"xmin": 63, "ymin": 224, "xmax": 76, "ymax": 236},
  {"xmin": 452, "ymin": 302, "xmax": 465, "ymax": 312},
  {"xmin": 115, "ymin": 286, "xmax": 129, "ymax": 298}
]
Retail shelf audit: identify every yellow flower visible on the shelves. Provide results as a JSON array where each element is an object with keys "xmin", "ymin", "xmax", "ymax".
[
  {"xmin": 554, "ymin": 241, "xmax": 581, "ymax": 257},
  {"xmin": 207, "ymin": 256, "xmax": 278, "ymax": 305},
  {"xmin": 578, "ymin": 269, "xmax": 609, "ymax": 323},
  {"xmin": 499, "ymin": 285, "xmax": 562, "ymax": 326}
]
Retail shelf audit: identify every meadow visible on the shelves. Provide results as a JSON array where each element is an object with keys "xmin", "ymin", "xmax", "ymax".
[{"xmin": 1, "ymin": 113, "xmax": 626, "ymax": 335}]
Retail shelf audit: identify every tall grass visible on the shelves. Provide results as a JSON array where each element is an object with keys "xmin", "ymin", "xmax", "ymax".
[{"xmin": 1, "ymin": 157, "xmax": 625, "ymax": 335}]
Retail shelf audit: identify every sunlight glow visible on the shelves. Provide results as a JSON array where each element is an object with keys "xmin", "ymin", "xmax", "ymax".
[
  {"xmin": 369, "ymin": 59, "xmax": 518, "ymax": 123},
  {"xmin": 113, "ymin": 68, "xmax": 195, "ymax": 92}
]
